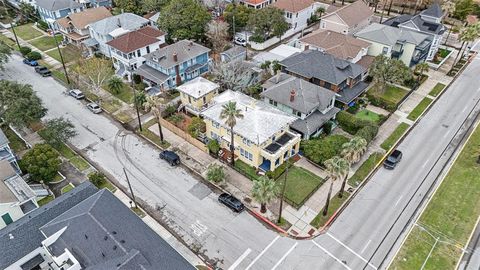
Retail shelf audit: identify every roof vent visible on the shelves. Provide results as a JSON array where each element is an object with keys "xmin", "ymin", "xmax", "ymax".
[
  {"xmin": 290, "ymin": 89, "xmax": 296, "ymax": 102},
  {"xmin": 173, "ymin": 52, "xmax": 178, "ymax": 62},
  {"xmin": 102, "ymin": 252, "xmax": 105, "ymax": 258},
  {"xmin": 112, "ymin": 231, "xmax": 117, "ymax": 235},
  {"xmin": 85, "ymin": 234, "xmax": 88, "ymax": 239},
  {"xmin": 113, "ymin": 245, "xmax": 117, "ymax": 250},
  {"xmin": 120, "ymin": 240, "xmax": 125, "ymax": 244},
  {"xmin": 8, "ymin": 233, "xmax": 14, "ymax": 240},
  {"xmin": 104, "ymin": 236, "xmax": 108, "ymax": 241}
]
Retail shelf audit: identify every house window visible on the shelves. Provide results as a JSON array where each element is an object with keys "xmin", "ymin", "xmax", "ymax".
[
  {"xmin": 137, "ymin": 50, "xmax": 141, "ymax": 57},
  {"xmin": 243, "ymin": 138, "xmax": 251, "ymax": 146},
  {"xmin": 188, "ymin": 96, "xmax": 192, "ymax": 103},
  {"xmin": 382, "ymin": 47, "xmax": 389, "ymax": 55},
  {"xmin": 296, "ymin": 111, "xmax": 301, "ymax": 117},
  {"xmin": 202, "ymin": 96, "xmax": 206, "ymax": 104},
  {"xmin": 213, "ymin": 121, "xmax": 220, "ymax": 128},
  {"xmin": 146, "ymin": 46, "xmax": 150, "ymax": 53}
]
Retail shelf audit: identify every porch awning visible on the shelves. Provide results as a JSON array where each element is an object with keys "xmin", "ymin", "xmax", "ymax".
[
  {"xmin": 135, "ymin": 64, "xmax": 169, "ymax": 85},
  {"xmin": 82, "ymin": 38, "xmax": 98, "ymax": 47}
]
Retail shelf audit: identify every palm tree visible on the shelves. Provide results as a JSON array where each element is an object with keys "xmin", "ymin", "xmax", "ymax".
[
  {"xmin": 317, "ymin": 7, "xmax": 325, "ymax": 27},
  {"xmin": 414, "ymin": 62, "xmax": 429, "ymax": 83},
  {"xmin": 220, "ymin": 101, "xmax": 244, "ymax": 166},
  {"xmin": 323, "ymin": 156, "xmax": 349, "ymax": 215},
  {"xmin": 251, "ymin": 176, "xmax": 279, "ymax": 213},
  {"xmin": 454, "ymin": 24, "xmax": 480, "ymax": 66},
  {"xmin": 107, "ymin": 76, "xmax": 124, "ymax": 94},
  {"xmin": 143, "ymin": 95, "xmax": 164, "ymax": 142},
  {"xmin": 340, "ymin": 137, "xmax": 367, "ymax": 197}
]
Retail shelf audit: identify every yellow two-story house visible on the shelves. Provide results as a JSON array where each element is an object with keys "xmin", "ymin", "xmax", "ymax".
[
  {"xmin": 177, "ymin": 77, "xmax": 219, "ymax": 116},
  {"xmin": 202, "ymin": 90, "xmax": 301, "ymax": 172}
]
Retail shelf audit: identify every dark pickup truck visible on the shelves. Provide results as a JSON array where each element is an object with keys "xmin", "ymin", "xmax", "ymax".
[{"xmin": 34, "ymin": 66, "xmax": 52, "ymax": 77}]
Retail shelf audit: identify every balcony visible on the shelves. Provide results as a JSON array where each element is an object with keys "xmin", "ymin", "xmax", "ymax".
[{"xmin": 261, "ymin": 131, "xmax": 300, "ymax": 161}]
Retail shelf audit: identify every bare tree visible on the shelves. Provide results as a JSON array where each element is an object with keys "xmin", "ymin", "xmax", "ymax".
[
  {"xmin": 211, "ymin": 61, "xmax": 255, "ymax": 92},
  {"xmin": 206, "ymin": 20, "xmax": 230, "ymax": 57},
  {"xmin": 73, "ymin": 58, "xmax": 113, "ymax": 94}
]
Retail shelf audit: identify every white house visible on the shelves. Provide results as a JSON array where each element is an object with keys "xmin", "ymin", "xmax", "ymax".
[
  {"xmin": 272, "ymin": 0, "xmax": 323, "ymax": 33},
  {"xmin": 320, "ymin": 0, "xmax": 373, "ymax": 35},
  {"xmin": 239, "ymin": 0, "xmax": 278, "ymax": 9},
  {"xmin": 106, "ymin": 26, "xmax": 165, "ymax": 80}
]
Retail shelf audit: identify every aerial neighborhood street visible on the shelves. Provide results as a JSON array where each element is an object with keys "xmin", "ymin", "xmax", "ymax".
[{"xmin": 0, "ymin": 0, "xmax": 479, "ymax": 270}]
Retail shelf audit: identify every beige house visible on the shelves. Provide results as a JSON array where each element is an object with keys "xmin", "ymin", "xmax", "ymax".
[
  {"xmin": 178, "ymin": 77, "xmax": 219, "ymax": 116},
  {"xmin": 320, "ymin": 0, "xmax": 373, "ymax": 35}
]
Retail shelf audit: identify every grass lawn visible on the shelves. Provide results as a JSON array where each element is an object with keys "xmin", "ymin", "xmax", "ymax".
[
  {"xmin": 70, "ymin": 156, "xmax": 90, "ymax": 171},
  {"xmin": 380, "ymin": 123, "xmax": 410, "ymax": 151},
  {"xmin": 53, "ymin": 172, "xmax": 64, "ymax": 182},
  {"xmin": 1, "ymin": 125, "xmax": 27, "ymax": 152},
  {"xmin": 279, "ymin": 166, "xmax": 325, "ymax": 208},
  {"xmin": 391, "ymin": 124, "xmax": 480, "ymax": 270},
  {"xmin": 46, "ymin": 44, "xmax": 80, "ymax": 64},
  {"xmin": 131, "ymin": 206, "xmax": 146, "ymax": 218},
  {"xmin": 429, "ymin": 83, "xmax": 446, "ymax": 97},
  {"xmin": 137, "ymin": 126, "xmax": 171, "ymax": 149},
  {"xmin": 114, "ymin": 110, "xmax": 133, "ymax": 123},
  {"xmin": 101, "ymin": 98, "xmax": 122, "ymax": 113},
  {"xmin": 56, "ymin": 143, "xmax": 76, "ymax": 159},
  {"xmin": 348, "ymin": 152, "xmax": 384, "ymax": 187},
  {"xmin": 234, "ymin": 159, "xmax": 260, "ymax": 181},
  {"xmin": 29, "ymin": 35, "xmax": 62, "ymax": 51},
  {"xmin": 371, "ymin": 84, "xmax": 410, "ymax": 105},
  {"xmin": 97, "ymin": 179, "xmax": 117, "ymax": 192},
  {"xmin": 61, "ymin": 183, "xmax": 74, "ymax": 194},
  {"xmin": 37, "ymin": 195, "xmax": 54, "ymax": 206},
  {"xmin": 356, "ymin": 109, "xmax": 382, "ymax": 123},
  {"xmin": 407, "ymin": 97, "xmax": 433, "ymax": 121},
  {"xmin": 104, "ymin": 83, "xmax": 134, "ymax": 104},
  {"xmin": 51, "ymin": 68, "xmax": 68, "ymax": 84},
  {"xmin": 310, "ymin": 191, "xmax": 350, "ymax": 228},
  {"xmin": 14, "ymin": 23, "xmax": 43, "ymax": 40},
  {"xmin": 0, "ymin": 34, "xmax": 17, "ymax": 48}
]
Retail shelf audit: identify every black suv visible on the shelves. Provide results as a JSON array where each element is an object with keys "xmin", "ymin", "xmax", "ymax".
[
  {"xmin": 34, "ymin": 66, "xmax": 52, "ymax": 77},
  {"xmin": 218, "ymin": 193, "xmax": 245, "ymax": 212},
  {"xmin": 384, "ymin": 150, "xmax": 403, "ymax": 169},
  {"xmin": 159, "ymin": 150, "xmax": 180, "ymax": 166}
]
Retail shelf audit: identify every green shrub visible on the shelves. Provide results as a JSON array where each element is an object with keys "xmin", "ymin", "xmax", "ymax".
[
  {"xmin": 19, "ymin": 46, "xmax": 31, "ymax": 56},
  {"xmin": 162, "ymin": 104, "xmax": 177, "ymax": 118},
  {"xmin": 366, "ymin": 92, "xmax": 397, "ymax": 112},
  {"xmin": 26, "ymin": 51, "xmax": 42, "ymax": 60},
  {"xmin": 302, "ymin": 135, "xmax": 349, "ymax": 165},
  {"xmin": 37, "ymin": 20, "xmax": 49, "ymax": 31},
  {"xmin": 207, "ymin": 139, "xmax": 220, "ymax": 155},
  {"xmin": 132, "ymin": 74, "xmax": 142, "ymax": 84},
  {"xmin": 336, "ymin": 111, "xmax": 373, "ymax": 134},
  {"xmin": 323, "ymin": 121, "xmax": 333, "ymax": 135},
  {"xmin": 266, "ymin": 161, "xmax": 288, "ymax": 179},
  {"xmin": 88, "ymin": 171, "xmax": 106, "ymax": 187},
  {"xmin": 206, "ymin": 164, "xmax": 225, "ymax": 183},
  {"xmin": 356, "ymin": 125, "xmax": 379, "ymax": 143},
  {"xmin": 187, "ymin": 117, "xmax": 206, "ymax": 137}
]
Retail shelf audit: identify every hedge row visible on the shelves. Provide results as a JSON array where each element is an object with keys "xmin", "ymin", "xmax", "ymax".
[
  {"xmin": 366, "ymin": 92, "xmax": 397, "ymax": 112},
  {"xmin": 336, "ymin": 111, "xmax": 374, "ymax": 135}
]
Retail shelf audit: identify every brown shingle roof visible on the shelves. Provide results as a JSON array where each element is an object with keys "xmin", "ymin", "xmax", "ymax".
[
  {"xmin": 300, "ymin": 29, "xmax": 370, "ymax": 60},
  {"xmin": 106, "ymin": 26, "xmax": 164, "ymax": 53},
  {"xmin": 56, "ymin": 7, "xmax": 111, "ymax": 30},
  {"xmin": 327, "ymin": 0, "xmax": 373, "ymax": 27},
  {"xmin": 272, "ymin": 0, "xmax": 315, "ymax": 13}
]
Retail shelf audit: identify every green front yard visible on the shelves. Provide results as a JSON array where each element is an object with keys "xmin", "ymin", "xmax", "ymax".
[
  {"xmin": 70, "ymin": 156, "xmax": 90, "ymax": 171},
  {"xmin": 380, "ymin": 123, "xmax": 410, "ymax": 151},
  {"xmin": 407, "ymin": 97, "xmax": 433, "ymax": 121},
  {"xmin": 391, "ymin": 124, "xmax": 480, "ymax": 270},
  {"xmin": 310, "ymin": 191, "xmax": 350, "ymax": 228},
  {"xmin": 29, "ymin": 35, "xmax": 63, "ymax": 51},
  {"xmin": 368, "ymin": 84, "xmax": 410, "ymax": 112},
  {"xmin": 0, "ymin": 34, "xmax": 17, "ymax": 48},
  {"xmin": 348, "ymin": 152, "xmax": 384, "ymax": 187},
  {"xmin": 104, "ymin": 83, "xmax": 134, "ymax": 104},
  {"xmin": 429, "ymin": 83, "xmax": 446, "ymax": 97},
  {"xmin": 46, "ymin": 44, "xmax": 80, "ymax": 64},
  {"xmin": 355, "ymin": 109, "xmax": 382, "ymax": 123},
  {"xmin": 14, "ymin": 23, "xmax": 43, "ymax": 40},
  {"xmin": 61, "ymin": 183, "xmax": 74, "ymax": 194},
  {"xmin": 279, "ymin": 166, "xmax": 325, "ymax": 208},
  {"xmin": 37, "ymin": 195, "xmax": 54, "ymax": 206}
]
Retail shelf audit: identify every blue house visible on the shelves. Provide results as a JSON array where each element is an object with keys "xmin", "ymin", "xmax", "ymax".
[
  {"xmin": 36, "ymin": 0, "xmax": 84, "ymax": 30},
  {"xmin": 135, "ymin": 40, "xmax": 211, "ymax": 92}
]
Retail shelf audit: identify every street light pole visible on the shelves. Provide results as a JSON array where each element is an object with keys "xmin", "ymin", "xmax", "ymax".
[
  {"xmin": 9, "ymin": 21, "xmax": 21, "ymax": 50},
  {"xmin": 123, "ymin": 167, "xmax": 138, "ymax": 208},
  {"xmin": 130, "ymin": 67, "xmax": 143, "ymax": 131},
  {"xmin": 52, "ymin": 32, "xmax": 71, "ymax": 86}
]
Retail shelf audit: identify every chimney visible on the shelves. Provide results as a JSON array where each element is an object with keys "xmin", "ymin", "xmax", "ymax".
[
  {"xmin": 173, "ymin": 52, "xmax": 178, "ymax": 62},
  {"xmin": 304, "ymin": 44, "xmax": 309, "ymax": 51},
  {"xmin": 290, "ymin": 89, "xmax": 296, "ymax": 102}
]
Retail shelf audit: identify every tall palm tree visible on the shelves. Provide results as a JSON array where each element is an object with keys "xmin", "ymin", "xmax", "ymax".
[
  {"xmin": 220, "ymin": 101, "xmax": 244, "ymax": 166},
  {"xmin": 454, "ymin": 24, "xmax": 480, "ymax": 66},
  {"xmin": 251, "ymin": 176, "xmax": 279, "ymax": 213},
  {"xmin": 414, "ymin": 62, "xmax": 429, "ymax": 83},
  {"xmin": 317, "ymin": 7, "xmax": 325, "ymax": 28},
  {"xmin": 340, "ymin": 137, "xmax": 367, "ymax": 197},
  {"xmin": 107, "ymin": 76, "xmax": 123, "ymax": 94},
  {"xmin": 143, "ymin": 95, "xmax": 164, "ymax": 142},
  {"xmin": 323, "ymin": 156, "xmax": 349, "ymax": 215}
]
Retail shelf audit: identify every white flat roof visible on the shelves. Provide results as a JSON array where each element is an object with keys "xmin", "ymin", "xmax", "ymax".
[
  {"xmin": 109, "ymin": 27, "xmax": 130, "ymax": 38},
  {"xmin": 177, "ymin": 77, "xmax": 219, "ymax": 99}
]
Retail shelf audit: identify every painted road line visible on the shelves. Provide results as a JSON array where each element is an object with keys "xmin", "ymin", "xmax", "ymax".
[
  {"xmin": 361, "ymin": 240, "xmax": 372, "ymax": 254},
  {"xmin": 245, "ymin": 235, "xmax": 280, "ymax": 270},
  {"xmin": 422, "ymin": 159, "xmax": 430, "ymax": 168},
  {"xmin": 326, "ymin": 232, "xmax": 378, "ymax": 270},
  {"xmin": 394, "ymin": 195, "xmax": 403, "ymax": 207},
  {"xmin": 312, "ymin": 240, "xmax": 352, "ymax": 270},
  {"xmin": 228, "ymin": 248, "xmax": 252, "ymax": 270},
  {"xmin": 271, "ymin": 242, "xmax": 298, "ymax": 270}
]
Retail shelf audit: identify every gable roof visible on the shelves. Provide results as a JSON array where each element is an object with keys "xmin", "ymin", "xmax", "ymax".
[
  {"xmin": 39, "ymin": 189, "xmax": 194, "ymax": 269},
  {"xmin": 106, "ymin": 26, "xmax": 164, "ymax": 53},
  {"xmin": 0, "ymin": 182, "xmax": 98, "ymax": 269},
  {"xmin": 261, "ymin": 73, "xmax": 335, "ymax": 114},
  {"xmin": 280, "ymin": 50, "xmax": 366, "ymax": 85},
  {"xmin": 402, "ymin": 14, "xmax": 445, "ymax": 34},
  {"xmin": 144, "ymin": 40, "xmax": 210, "ymax": 69},
  {"xmin": 56, "ymin": 6, "xmax": 111, "ymax": 30},
  {"xmin": 89, "ymin": 13, "xmax": 149, "ymax": 36},
  {"xmin": 36, "ymin": 0, "xmax": 82, "ymax": 11},
  {"xmin": 300, "ymin": 29, "xmax": 370, "ymax": 60},
  {"xmin": 355, "ymin": 23, "xmax": 431, "ymax": 46},
  {"xmin": 420, "ymin": 3, "xmax": 443, "ymax": 18},
  {"xmin": 272, "ymin": 0, "xmax": 316, "ymax": 13},
  {"xmin": 177, "ymin": 77, "xmax": 219, "ymax": 99},
  {"xmin": 324, "ymin": 0, "xmax": 373, "ymax": 27}
]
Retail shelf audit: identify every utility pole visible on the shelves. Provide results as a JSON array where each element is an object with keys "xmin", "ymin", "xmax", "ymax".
[
  {"xmin": 123, "ymin": 167, "xmax": 138, "ymax": 208},
  {"xmin": 130, "ymin": 67, "xmax": 143, "ymax": 131},
  {"xmin": 52, "ymin": 32, "xmax": 71, "ymax": 86},
  {"xmin": 277, "ymin": 159, "xmax": 289, "ymax": 224},
  {"xmin": 10, "ymin": 21, "xmax": 21, "ymax": 50}
]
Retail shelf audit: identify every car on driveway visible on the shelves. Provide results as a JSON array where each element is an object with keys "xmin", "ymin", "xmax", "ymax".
[
  {"xmin": 87, "ymin": 102, "xmax": 102, "ymax": 114},
  {"xmin": 69, "ymin": 89, "xmax": 85, "ymax": 99},
  {"xmin": 23, "ymin": 58, "xmax": 38, "ymax": 66},
  {"xmin": 218, "ymin": 193, "xmax": 245, "ymax": 212},
  {"xmin": 234, "ymin": 36, "xmax": 247, "ymax": 46},
  {"xmin": 34, "ymin": 66, "xmax": 51, "ymax": 77},
  {"xmin": 384, "ymin": 149, "xmax": 403, "ymax": 169},
  {"xmin": 159, "ymin": 150, "xmax": 180, "ymax": 166}
]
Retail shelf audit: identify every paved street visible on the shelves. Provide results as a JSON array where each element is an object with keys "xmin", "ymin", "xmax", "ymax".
[{"xmin": 3, "ymin": 53, "xmax": 480, "ymax": 270}]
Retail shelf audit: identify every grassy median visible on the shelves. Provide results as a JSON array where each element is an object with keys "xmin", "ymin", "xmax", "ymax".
[
  {"xmin": 429, "ymin": 83, "xmax": 446, "ymax": 97},
  {"xmin": 381, "ymin": 123, "xmax": 410, "ymax": 151},
  {"xmin": 407, "ymin": 97, "xmax": 433, "ymax": 121},
  {"xmin": 391, "ymin": 124, "xmax": 480, "ymax": 270}
]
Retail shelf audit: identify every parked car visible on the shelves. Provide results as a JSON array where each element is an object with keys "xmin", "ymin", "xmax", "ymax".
[
  {"xmin": 87, "ymin": 102, "xmax": 102, "ymax": 114},
  {"xmin": 23, "ymin": 58, "xmax": 38, "ymax": 66},
  {"xmin": 234, "ymin": 36, "xmax": 247, "ymax": 47},
  {"xmin": 159, "ymin": 150, "xmax": 180, "ymax": 166},
  {"xmin": 34, "ymin": 66, "xmax": 51, "ymax": 77},
  {"xmin": 384, "ymin": 149, "xmax": 403, "ymax": 169},
  {"xmin": 218, "ymin": 193, "xmax": 245, "ymax": 212},
  {"xmin": 69, "ymin": 89, "xmax": 85, "ymax": 99}
]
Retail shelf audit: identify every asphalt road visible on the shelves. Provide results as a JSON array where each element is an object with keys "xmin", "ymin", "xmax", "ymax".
[{"xmin": 3, "ymin": 54, "xmax": 480, "ymax": 270}]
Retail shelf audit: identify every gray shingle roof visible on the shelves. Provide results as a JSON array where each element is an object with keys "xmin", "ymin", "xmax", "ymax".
[
  {"xmin": 420, "ymin": 3, "xmax": 443, "ymax": 18},
  {"xmin": 280, "ymin": 50, "xmax": 366, "ymax": 85},
  {"xmin": 40, "ymin": 189, "xmax": 194, "ymax": 270},
  {"xmin": 405, "ymin": 14, "xmax": 445, "ymax": 35},
  {"xmin": 0, "ymin": 128, "xmax": 9, "ymax": 146},
  {"xmin": 355, "ymin": 23, "xmax": 431, "ymax": 46},
  {"xmin": 290, "ymin": 107, "xmax": 340, "ymax": 136},
  {"xmin": 89, "ymin": 13, "xmax": 149, "ymax": 36},
  {"xmin": 36, "ymin": 0, "xmax": 82, "ymax": 11},
  {"xmin": 0, "ymin": 182, "xmax": 98, "ymax": 269},
  {"xmin": 144, "ymin": 40, "xmax": 210, "ymax": 69},
  {"xmin": 261, "ymin": 73, "xmax": 335, "ymax": 114}
]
